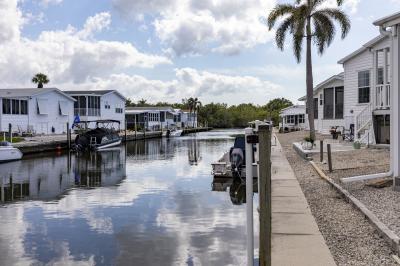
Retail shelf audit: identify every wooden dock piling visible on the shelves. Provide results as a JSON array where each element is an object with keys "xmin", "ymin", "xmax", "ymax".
[
  {"xmin": 258, "ymin": 124, "xmax": 272, "ymax": 266},
  {"xmin": 327, "ymin": 144, "xmax": 333, "ymax": 172}
]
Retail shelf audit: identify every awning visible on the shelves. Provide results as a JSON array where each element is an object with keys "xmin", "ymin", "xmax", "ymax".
[
  {"xmin": 37, "ymin": 98, "xmax": 48, "ymax": 115},
  {"xmin": 59, "ymin": 101, "xmax": 68, "ymax": 116}
]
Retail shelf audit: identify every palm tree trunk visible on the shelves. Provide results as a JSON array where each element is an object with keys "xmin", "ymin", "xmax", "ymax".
[{"xmin": 306, "ymin": 16, "xmax": 316, "ymax": 140}]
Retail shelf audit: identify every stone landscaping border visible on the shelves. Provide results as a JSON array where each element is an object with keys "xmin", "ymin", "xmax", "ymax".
[
  {"xmin": 292, "ymin": 142, "xmax": 313, "ymax": 161},
  {"xmin": 310, "ymin": 161, "xmax": 400, "ymax": 256}
]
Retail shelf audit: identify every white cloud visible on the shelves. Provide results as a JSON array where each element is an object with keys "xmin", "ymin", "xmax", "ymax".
[
  {"xmin": 113, "ymin": 0, "xmax": 276, "ymax": 56},
  {"xmin": 78, "ymin": 12, "xmax": 111, "ymax": 39},
  {"xmin": 62, "ymin": 68, "xmax": 282, "ymax": 105},
  {"xmin": 0, "ymin": 0, "xmax": 23, "ymax": 43},
  {"xmin": 0, "ymin": 5, "xmax": 171, "ymax": 86}
]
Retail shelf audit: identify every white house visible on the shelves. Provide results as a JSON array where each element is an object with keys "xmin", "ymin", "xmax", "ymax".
[
  {"xmin": 125, "ymin": 106, "xmax": 178, "ymax": 131},
  {"xmin": 181, "ymin": 110, "xmax": 198, "ymax": 128},
  {"xmin": 64, "ymin": 90, "xmax": 126, "ymax": 130},
  {"xmin": 299, "ymin": 73, "xmax": 345, "ymax": 134},
  {"xmin": 0, "ymin": 88, "xmax": 75, "ymax": 135},
  {"xmin": 338, "ymin": 34, "xmax": 391, "ymax": 144},
  {"xmin": 279, "ymin": 105, "xmax": 308, "ymax": 132}
]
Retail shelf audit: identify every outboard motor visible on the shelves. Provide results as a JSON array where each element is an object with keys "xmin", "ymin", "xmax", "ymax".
[
  {"xmin": 230, "ymin": 136, "xmax": 246, "ymax": 179},
  {"xmin": 230, "ymin": 148, "xmax": 244, "ymax": 174}
]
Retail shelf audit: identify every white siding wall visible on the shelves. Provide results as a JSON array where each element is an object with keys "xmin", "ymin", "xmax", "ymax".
[
  {"xmin": 100, "ymin": 92, "xmax": 125, "ymax": 129},
  {"xmin": 342, "ymin": 37, "xmax": 390, "ymax": 129},
  {"xmin": 0, "ymin": 91, "xmax": 74, "ymax": 134}
]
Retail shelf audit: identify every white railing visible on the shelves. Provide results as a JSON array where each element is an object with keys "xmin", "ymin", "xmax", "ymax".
[
  {"xmin": 355, "ymin": 103, "xmax": 373, "ymax": 136},
  {"xmin": 375, "ymin": 84, "xmax": 391, "ymax": 109}
]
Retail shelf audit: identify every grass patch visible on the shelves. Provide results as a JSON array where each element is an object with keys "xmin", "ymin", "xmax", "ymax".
[{"xmin": 1, "ymin": 137, "xmax": 24, "ymax": 143}]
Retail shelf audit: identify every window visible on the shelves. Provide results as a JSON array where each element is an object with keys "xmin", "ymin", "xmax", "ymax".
[
  {"xmin": 358, "ymin": 70, "xmax": 370, "ymax": 103},
  {"xmin": 12, "ymin": 99, "xmax": 19, "ymax": 114},
  {"xmin": 2, "ymin": 99, "xmax": 11, "ymax": 114},
  {"xmin": 324, "ymin": 88, "xmax": 334, "ymax": 119},
  {"xmin": 105, "ymin": 101, "xmax": 111, "ymax": 109},
  {"xmin": 20, "ymin": 100, "xmax": 28, "ymax": 115},
  {"xmin": 299, "ymin": 114, "xmax": 305, "ymax": 124},
  {"xmin": 320, "ymin": 94, "xmax": 323, "ymax": 105},
  {"xmin": 115, "ymin": 107, "xmax": 123, "ymax": 114},
  {"xmin": 286, "ymin": 115, "xmax": 295, "ymax": 124},
  {"xmin": 377, "ymin": 68, "xmax": 384, "ymax": 85},
  {"xmin": 335, "ymin": 86, "xmax": 344, "ymax": 119},
  {"xmin": 314, "ymin": 98, "xmax": 319, "ymax": 119}
]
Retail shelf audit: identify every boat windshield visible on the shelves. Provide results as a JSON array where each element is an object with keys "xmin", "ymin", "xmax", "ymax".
[{"xmin": 0, "ymin": 141, "xmax": 12, "ymax": 147}]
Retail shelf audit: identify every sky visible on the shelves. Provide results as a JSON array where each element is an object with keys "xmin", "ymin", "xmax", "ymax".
[{"xmin": 1, "ymin": 0, "xmax": 400, "ymax": 105}]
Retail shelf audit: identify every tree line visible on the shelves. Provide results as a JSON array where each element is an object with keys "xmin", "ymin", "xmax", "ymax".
[{"xmin": 126, "ymin": 97, "xmax": 293, "ymax": 128}]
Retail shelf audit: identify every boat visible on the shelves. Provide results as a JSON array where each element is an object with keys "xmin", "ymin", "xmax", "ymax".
[
  {"xmin": 167, "ymin": 129, "xmax": 183, "ymax": 137},
  {"xmin": 211, "ymin": 135, "xmax": 258, "ymax": 179},
  {"xmin": 73, "ymin": 120, "xmax": 122, "ymax": 151},
  {"xmin": 0, "ymin": 142, "xmax": 23, "ymax": 162}
]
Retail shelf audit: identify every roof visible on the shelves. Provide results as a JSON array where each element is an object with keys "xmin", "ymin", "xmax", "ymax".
[
  {"xmin": 126, "ymin": 106, "xmax": 174, "ymax": 111},
  {"xmin": 338, "ymin": 35, "xmax": 388, "ymax": 64},
  {"xmin": 298, "ymin": 73, "xmax": 344, "ymax": 101},
  {"xmin": 280, "ymin": 105, "xmax": 306, "ymax": 115},
  {"xmin": 64, "ymin": 90, "xmax": 126, "ymax": 101},
  {"xmin": 374, "ymin": 11, "xmax": 400, "ymax": 27},
  {"xmin": 125, "ymin": 106, "xmax": 176, "ymax": 115},
  {"xmin": 0, "ymin": 88, "xmax": 76, "ymax": 101}
]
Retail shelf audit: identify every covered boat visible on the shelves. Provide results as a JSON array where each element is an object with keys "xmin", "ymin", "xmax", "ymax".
[
  {"xmin": 73, "ymin": 120, "xmax": 122, "ymax": 151},
  {"xmin": 0, "ymin": 142, "xmax": 23, "ymax": 162}
]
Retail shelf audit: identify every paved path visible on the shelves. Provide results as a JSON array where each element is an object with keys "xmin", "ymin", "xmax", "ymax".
[{"xmin": 271, "ymin": 136, "xmax": 336, "ymax": 266}]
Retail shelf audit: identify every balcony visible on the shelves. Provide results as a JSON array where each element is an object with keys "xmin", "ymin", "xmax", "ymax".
[
  {"xmin": 375, "ymin": 84, "xmax": 390, "ymax": 110},
  {"xmin": 74, "ymin": 108, "xmax": 101, "ymax": 117}
]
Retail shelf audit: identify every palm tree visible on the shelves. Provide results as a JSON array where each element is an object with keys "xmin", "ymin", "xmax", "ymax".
[
  {"xmin": 268, "ymin": 0, "xmax": 350, "ymax": 140},
  {"xmin": 192, "ymin": 98, "xmax": 202, "ymax": 128},
  {"xmin": 32, "ymin": 73, "xmax": 50, "ymax": 88}
]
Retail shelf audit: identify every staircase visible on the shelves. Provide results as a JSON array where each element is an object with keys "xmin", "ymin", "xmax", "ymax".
[{"xmin": 355, "ymin": 103, "xmax": 375, "ymax": 145}]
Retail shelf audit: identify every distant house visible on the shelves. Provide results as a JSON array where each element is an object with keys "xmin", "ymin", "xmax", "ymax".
[
  {"xmin": 299, "ymin": 73, "xmax": 345, "ymax": 134},
  {"xmin": 64, "ymin": 90, "xmax": 126, "ymax": 130},
  {"xmin": 0, "ymin": 88, "xmax": 75, "ymax": 135},
  {"xmin": 125, "ymin": 106, "xmax": 177, "ymax": 131},
  {"xmin": 181, "ymin": 111, "xmax": 198, "ymax": 128},
  {"xmin": 279, "ymin": 105, "xmax": 308, "ymax": 132}
]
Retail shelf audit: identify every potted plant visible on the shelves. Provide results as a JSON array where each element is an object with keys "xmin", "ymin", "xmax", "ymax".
[
  {"xmin": 302, "ymin": 136, "xmax": 315, "ymax": 150},
  {"xmin": 330, "ymin": 127, "xmax": 341, "ymax": 140},
  {"xmin": 353, "ymin": 140, "xmax": 361, "ymax": 149}
]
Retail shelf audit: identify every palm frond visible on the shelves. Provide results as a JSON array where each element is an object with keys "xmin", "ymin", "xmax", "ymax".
[
  {"xmin": 267, "ymin": 4, "xmax": 295, "ymax": 30},
  {"xmin": 315, "ymin": 8, "xmax": 350, "ymax": 39},
  {"xmin": 275, "ymin": 16, "xmax": 295, "ymax": 50},
  {"xmin": 312, "ymin": 12, "xmax": 335, "ymax": 54}
]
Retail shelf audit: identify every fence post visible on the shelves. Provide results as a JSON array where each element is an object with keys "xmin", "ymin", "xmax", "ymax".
[
  {"xmin": 327, "ymin": 144, "xmax": 333, "ymax": 172},
  {"xmin": 67, "ymin": 122, "xmax": 71, "ymax": 150},
  {"xmin": 8, "ymin": 123, "xmax": 12, "ymax": 143},
  {"xmin": 320, "ymin": 140, "xmax": 324, "ymax": 162},
  {"xmin": 245, "ymin": 127, "xmax": 254, "ymax": 266},
  {"xmin": 125, "ymin": 120, "xmax": 127, "ymax": 142},
  {"xmin": 258, "ymin": 124, "xmax": 272, "ymax": 266}
]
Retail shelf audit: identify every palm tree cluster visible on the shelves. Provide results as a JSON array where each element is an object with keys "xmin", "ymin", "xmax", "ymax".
[
  {"xmin": 184, "ymin": 97, "xmax": 202, "ymax": 127},
  {"xmin": 267, "ymin": 0, "xmax": 350, "ymax": 140},
  {"xmin": 32, "ymin": 73, "xmax": 50, "ymax": 88}
]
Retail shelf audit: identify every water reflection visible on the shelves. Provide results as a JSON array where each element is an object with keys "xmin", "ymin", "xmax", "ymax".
[
  {"xmin": 0, "ymin": 149, "xmax": 126, "ymax": 202},
  {"xmin": 0, "ymin": 130, "xmax": 258, "ymax": 265},
  {"xmin": 212, "ymin": 176, "xmax": 258, "ymax": 205}
]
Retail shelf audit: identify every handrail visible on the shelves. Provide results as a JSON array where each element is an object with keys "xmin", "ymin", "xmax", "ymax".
[
  {"xmin": 375, "ymin": 84, "xmax": 391, "ymax": 109},
  {"xmin": 355, "ymin": 103, "xmax": 372, "ymax": 135}
]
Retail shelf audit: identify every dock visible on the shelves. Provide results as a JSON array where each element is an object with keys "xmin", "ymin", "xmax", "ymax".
[
  {"xmin": 13, "ymin": 127, "xmax": 212, "ymax": 154},
  {"xmin": 270, "ymin": 136, "xmax": 336, "ymax": 265}
]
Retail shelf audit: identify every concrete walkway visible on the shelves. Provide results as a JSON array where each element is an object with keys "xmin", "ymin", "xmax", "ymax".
[{"xmin": 271, "ymin": 136, "xmax": 336, "ymax": 266}]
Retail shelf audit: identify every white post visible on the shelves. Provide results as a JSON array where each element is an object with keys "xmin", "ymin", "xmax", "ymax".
[
  {"xmin": 384, "ymin": 48, "xmax": 389, "ymax": 107},
  {"xmin": 245, "ymin": 127, "xmax": 254, "ymax": 266},
  {"xmin": 373, "ymin": 50, "xmax": 378, "ymax": 108},
  {"xmin": 392, "ymin": 25, "xmax": 400, "ymax": 179}
]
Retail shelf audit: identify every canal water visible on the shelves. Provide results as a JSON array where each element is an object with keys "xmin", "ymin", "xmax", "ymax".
[{"xmin": 0, "ymin": 129, "xmax": 259, "ymax": 266}]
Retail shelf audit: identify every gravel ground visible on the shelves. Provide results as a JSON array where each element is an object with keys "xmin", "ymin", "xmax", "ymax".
[{"xmin": 277, "ymin": 131, "xmax": 397, "ymax": 266}]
